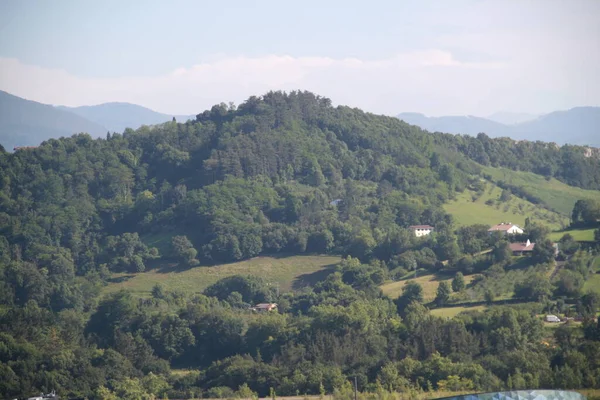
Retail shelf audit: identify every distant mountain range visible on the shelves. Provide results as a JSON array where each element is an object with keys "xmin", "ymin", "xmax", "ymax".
[
  {"xmin": 1, "ymin": 89, "xmax": 598, "ymax": 151},
  {"xmin": 0, "ymin": 90, "xmax": 194, "ymax": 151},
  {"xmin": 0, "ymin": 90, "xmax": 107, "ymax": 151},
  {"xmin": 397, "ymin": 107, "xmax": 600, "ymax": 147},
  {"xmin": 486, "ymin": 111, "xmax": 539, "ymax": 125},
  {"xmin": 57, "ymin": 103, "xmax": 194, "ymax": 134}
]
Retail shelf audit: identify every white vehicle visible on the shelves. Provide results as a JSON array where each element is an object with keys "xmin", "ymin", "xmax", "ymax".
[
  {"xmin": 26, "ymin": 391, "xmax": 59, "ymax": 400},
  {"xmin": 545, "ymin": 315, "xmax": 561, "ymax": 323}
]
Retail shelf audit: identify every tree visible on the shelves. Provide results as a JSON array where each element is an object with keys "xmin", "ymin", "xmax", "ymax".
[
  {"xmin": 435, "ymin": 281, "xmax": 451, "ymax": 306},
  {"xmin": 554, "ymin": 270, "xmax": 585, "ymax": 297},
  {"xmin": 204, "ymin": 275, "xmax": 274, "ymax": 304},
  {"xmin": 514, "ymin": 273, "xmax": 552, "ymax": 301},
  {"xmin": 151, "ymin": 284, "xmax": 165, "ymax": 300},
  {"xmin": 532, "ymin": 239, "xmax": 555, "ymax": 264},
  {"xmin": 499, "ymin": 189, "xmax": 512, "ymax": 202},
  {"xmin": 171, "ymin": 235, "xmax": 198, "ymax": 265},
  {"xmin": 572, "ymin": 199, "xmax": 600, "ymax": 226},
  {"xmin": 395, "ymin": 281, "xmax": 424, "ymax": 314},
  {"xmin": 492, "ymin": 241, "xmax": 512, "ymax": 264},
  {"xmin": 579, "ymin": 292, "xmax": 600, "ymax": 317},
  {"xmin": 452, "ymin": 272, "xmax": 465, "ymax": 292}
]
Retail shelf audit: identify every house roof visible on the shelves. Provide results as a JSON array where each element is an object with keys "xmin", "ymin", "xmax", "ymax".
[
  {"xmin": 255, "ymin": 303, "xmax": 277, "ymax": 309},
  {"xmin": 488, "ymin": 223, "xmax": 521, "ymax": 232},
  {"xmin": 509, "ymin": 241, "xmax": 535, "ymax": 252},
  {"xmin": 409, "ymin": 225, "xmax": 434, "ymax": 230}
]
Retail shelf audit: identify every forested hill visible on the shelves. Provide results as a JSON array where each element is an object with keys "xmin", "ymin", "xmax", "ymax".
[
  {"xmin": 1, "ymin": 90, "xmax": 598, "ymax": 270},
  {"xmin": 2, "ymin": 91, "xmax": 600, "ymax": 399}
]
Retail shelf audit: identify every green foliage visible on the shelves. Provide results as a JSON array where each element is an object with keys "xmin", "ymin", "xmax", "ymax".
[
  {"xmin": 492, "ymin": 241, "xmax": 512, "ymax": 264},
  {"xmin": 204, "ymin": 275, "xmax": 275, "ymax": 304},
  {"xmin": 435, "ymin": 281, "xmax": 452, "ymax": 306},
  {"xmin": 395, "ymin": 281, "xmax": 424, "ymax": 315},
  {"xmin": 452, "ymin": 272, "xmax": 466, "ymax": 292},
  {"xmin": 171, "ymin": 235, "xmax": 198, "ymax": 265},
  {"xmin": 572, "ymin": 199, "xmax": 600, "ymax": 226},
  {"xmin": 1, "ymin": 91, "xmax": 600, "ymax": 399},
  {"xmin": 514, "ymin": 273, "xmax": 552, "ymax": 301}
]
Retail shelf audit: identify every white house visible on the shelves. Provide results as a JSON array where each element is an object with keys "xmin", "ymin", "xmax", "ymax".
[
  {"xmin": 488, "ymin": 222, "xmax": 524, "ymax": 235},
  {"xmin": 409, "ymin": 225, "xmax": 434, "ymax": 237}
]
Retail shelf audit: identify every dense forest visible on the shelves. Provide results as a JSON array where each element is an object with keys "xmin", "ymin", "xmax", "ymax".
[{"xmin": 0, "ymin": 91, "xmax": 599, "ymax": 399}]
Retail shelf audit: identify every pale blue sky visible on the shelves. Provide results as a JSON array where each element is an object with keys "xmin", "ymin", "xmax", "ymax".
[{"xmin": 0, "ymin": 0, "xmax": 598, "ymax": 115}]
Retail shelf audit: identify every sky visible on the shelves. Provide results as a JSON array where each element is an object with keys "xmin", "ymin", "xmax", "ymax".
[{"xmin": 0, "ymin": 0, "xmax": 599, "ymax": 116}]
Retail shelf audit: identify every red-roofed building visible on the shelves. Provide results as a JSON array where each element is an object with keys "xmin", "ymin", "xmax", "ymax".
[
  {"xmin": 509, "ymin": 239, "xmax": 535, "ymax": 255},
  {"xmin": 409, "ymin": 225, "xmax": 434, "ymax": 237},
  {"xmin": 488, "ymin": 222, "xmax": 524, "ymax": 235}
]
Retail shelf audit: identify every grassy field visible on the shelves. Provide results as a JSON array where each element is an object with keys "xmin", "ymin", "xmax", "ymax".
[
  {"xmin": 430, "ymin": 305, "xmax": 487, "ymax": 318},
  {"xmin": 103, "ymin": 255, "xmax": 340, "ymax": 297},
  {"xmin": 381, "ymin": 273, "xmax": 477, "ymax": 302},
  {"xmin": 583, "ymin": 256, "xmax": 600, "ymax": 295},
  {"xmin": 482, "ymin": 166, "xmax": 600, "ymax": 216},
  {"xmin": 444, "ymin": 183, "xmax": 568, "ymax": 229},
  {"xmin": 549, "ymin": 227, "xmax": 597, "ymax": 242}
]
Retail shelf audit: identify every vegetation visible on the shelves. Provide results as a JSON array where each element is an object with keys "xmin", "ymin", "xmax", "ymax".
[
  {"xmin": 481, "ymin": 166, "xmax": 600, "ymax": 215},
  {"xmin": 444, "ymin": 182, "xmax": 568, "ymax": 229},
  {"xmin": 104, "ymin": 255, "xmax": 340, "ymax": 296},
  {"xmin": 0, "ymin": 91, "xmax": 599, "ymax": 399}
]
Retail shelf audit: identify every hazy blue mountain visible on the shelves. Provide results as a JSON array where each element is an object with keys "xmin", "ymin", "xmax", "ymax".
[
  {"xmin": 397, "ymin": 107, "xmax": 600, "ymax": 147},
  {"xmin": 0, "ymin": 90, "xmax": 107, "ymax": 151},
  {"xmin": 512, "ymin": 107, "xmax": 600, "ymax": 146},
  {"xmin": 486, "ymin": 111, "xmax": 538, "ymax": 125},
  {"xmin": 58, "ymin": 102, "xmax": 195, "ymax": 133},
  {"xmin": 396, "ymin": 112, "xmax": 511, "ymax": 137}
]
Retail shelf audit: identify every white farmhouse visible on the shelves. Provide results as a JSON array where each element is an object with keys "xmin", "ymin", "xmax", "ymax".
[
  {"xmin": 488, "ymin": 222, "xmax": 524, "ymax": 235},
  {"xmin": 409, "ymin": 225, "xmax": 434, "ymax": 237}
]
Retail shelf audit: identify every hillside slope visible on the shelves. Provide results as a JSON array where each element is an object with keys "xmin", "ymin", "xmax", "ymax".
[
  {"xmin": 0, "ymin": 90, "xmax": 106, "ymax": 150},
  {"xmin": 58, "ymin": 102, "xmax": 195, "ymax": 133},
  {"xmin": 444, "ymin": 182, "xmax": 569, "ymax": 229},
  {"xmin": 482, "ymin": 166, "xmax": 600, "ymax": 215}
]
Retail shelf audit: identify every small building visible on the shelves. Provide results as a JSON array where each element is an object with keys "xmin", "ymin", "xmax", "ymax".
[
  {"xmin": 488, "ymin": 222, "xmax": 524, "ymax": 235},
  {"xmin": 545, "ymin": 315, "xmax": 561, "ymax": 323},
  {"xmin": 329, "ymin": 199, "xmax": 343, "ymax": 206},
  {"xmin": 509, "ymin": 239, "xmax": 535, "ymax": 255},
  {"xmin": 253, "ymin": 303, "xmax": 278, "ymax": 313},
  {"xmin": 409, "ymin": 225, "xmax": 434, "ymax": 237}
]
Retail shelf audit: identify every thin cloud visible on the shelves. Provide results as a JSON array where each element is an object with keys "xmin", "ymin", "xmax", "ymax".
[{"xmin": 0, "ymin": 50, "xmax": 570, "ymax": 117}]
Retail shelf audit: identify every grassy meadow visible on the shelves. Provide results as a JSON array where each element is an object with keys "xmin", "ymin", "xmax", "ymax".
[
  {"xmin": 380, "ymin": 273, "xmax": 478, "ymax": 302},
  {"xmin": 482, "ymin": 166, "xmax": 600, "ymax": 216},
  {"xmin": 444, "ymin": 183, "xmax": 568, "ymax": 229},
  {"xmin": 583, "ymin": 256, "xmax": 600, "ymax": 295},
  {"xmin": 549, "ymin": 227, "xmax": 597, "ymax": 242},
  {"xmin": 104, "ymin": 255, "xmax": 340, "ymax": 297},
  {"xmin": 430, "ymin": 305, "xmax": 487, "ymax": 318}
]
